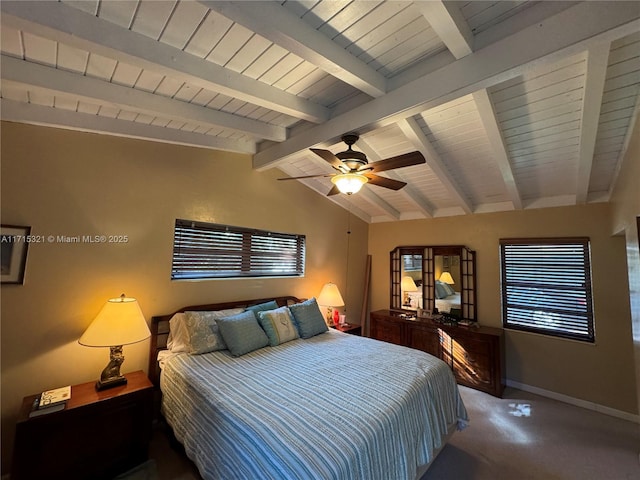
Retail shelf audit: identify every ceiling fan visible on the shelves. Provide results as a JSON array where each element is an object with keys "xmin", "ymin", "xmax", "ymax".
[{"xmin": 278, "ymin": 134, "xmax": 426, "ymax": 195}]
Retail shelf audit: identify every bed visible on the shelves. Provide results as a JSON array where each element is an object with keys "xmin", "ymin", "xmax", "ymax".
[
  {"xmin": 435, "ymin": 281, "xmax": 461, "ymax": 314},
  {"xmin": 149, "ymin": 296, "xmax": 468, "ymax": 480}
]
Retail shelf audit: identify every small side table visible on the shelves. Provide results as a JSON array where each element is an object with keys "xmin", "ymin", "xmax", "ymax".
[
  {"xmin": 333, "ymin": 323, "xmax": 362, "ymax": 335},
  {"xmin": 12, "ymin": 370, "xmax": 153, "ymax": 480}
]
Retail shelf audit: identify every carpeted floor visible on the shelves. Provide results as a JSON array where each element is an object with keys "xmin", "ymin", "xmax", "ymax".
[
  {"xmin": 148, "ymin": 386, "xmax": 640, "ymax": 480},
  {"xmin": 423, "ymin": 386, "xmax": 640, "ymax": 480}
]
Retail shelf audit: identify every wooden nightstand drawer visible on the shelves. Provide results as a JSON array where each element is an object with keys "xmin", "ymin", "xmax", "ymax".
[{"xmin": 12, "ymin": 371, "xmax": 153, "ymax": 480}]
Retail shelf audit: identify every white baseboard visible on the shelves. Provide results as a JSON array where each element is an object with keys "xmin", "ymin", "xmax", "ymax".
[{"xmin": 506, "ymin": 379, "xmax": 640, "ymax": 424}]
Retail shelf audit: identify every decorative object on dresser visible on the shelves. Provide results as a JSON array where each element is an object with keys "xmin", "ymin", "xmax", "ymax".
[
  {"xmin": 316, "ymin": 282, "xmax": 345, "ymax": 326},
  {"xmin": 79, "ymin": 294, "xmax": 151, "ymax": 390},
  {"xmin": 0, "ymin": 224, "xmax": 31, "ymax": 284},
  {"xmin": 12, "ymin": 371, "xmax": 153, "ymax": 480},
  {"xmin": 370, "ymin": 310, "xmax": 504, "ymax": 397}
]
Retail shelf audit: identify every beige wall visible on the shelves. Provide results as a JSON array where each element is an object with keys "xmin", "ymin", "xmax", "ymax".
[
  {"xmin": 369, "ymin": 203, "xmax": 638, "ymax": 415},
  {"xmin": 0, "ymin": 122, "xmax": 368, "ymax": 471},
  {"xmin": 610, "ymin": 118, "xmax": 640, "ymax": 416}
]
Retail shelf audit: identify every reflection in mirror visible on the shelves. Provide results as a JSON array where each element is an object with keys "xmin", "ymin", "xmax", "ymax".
[
  {"xmin": 391, "ymin": 246, "xmax": 476, "ymax": 321},
  {"xmin": 401, "ymin": 253, "xmax": 422, "ymax": 310},
  {"xmin": 434, "ymin": 254, "xmax": 460, "ymax": 314}
]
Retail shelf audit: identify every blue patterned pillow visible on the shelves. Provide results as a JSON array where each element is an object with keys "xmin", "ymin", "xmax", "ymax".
[
  {"xmin": 183, "ymin": 308, "xmax": 244, "ymax": 354},
  {"xmin": 289, "ymin": 297, "xmax": 328, "ymax": 339},
  {"xmin": 257, "ymin": 306, "xmax": 300, "ymax": 346},
  {"xmin": 216, "ymin": 310, "xmax": 269, "ymax": 357},
  {"xmin": 246, "ymin": 300, "xmax": 279, "ymax": 313}
]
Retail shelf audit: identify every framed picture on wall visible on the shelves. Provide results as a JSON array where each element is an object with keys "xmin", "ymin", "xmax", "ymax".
[{"xmin": 1, "ymin": 225, "xmax": 31, "ymax": 284}]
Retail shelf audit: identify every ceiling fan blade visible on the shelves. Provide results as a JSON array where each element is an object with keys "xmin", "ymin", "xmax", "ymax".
[
  {"xmin": 310, "ymin": 148, "xmax": 348, "ymax": 171},
  {"xmin": 278, "ymin": 174, "xmax": 332, "ymax": 180},
  {"xmin": 364, "ymin": 173, "xmax": 407, "ymax": 190},
  {"xmin": 365, "ymin": 151, "xmax": 425, "ymax": 173},
  {"xmin": 326, "ymin": 185, "xmax": 341, "ymax": 196}
]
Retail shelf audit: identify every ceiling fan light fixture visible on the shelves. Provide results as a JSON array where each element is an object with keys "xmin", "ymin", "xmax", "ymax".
[{"xmin": 331, "ymin": 173, "xmax": 368, "ymax": 195}]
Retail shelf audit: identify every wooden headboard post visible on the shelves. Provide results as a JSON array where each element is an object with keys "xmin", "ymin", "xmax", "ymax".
[{"xmin": 147, "ymin": 296, "xmax": 302, "ymax": 388}]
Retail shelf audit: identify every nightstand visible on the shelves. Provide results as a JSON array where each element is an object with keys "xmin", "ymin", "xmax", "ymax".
[
  {"xmin": 333, "ymin": 323, "xmax": 362, "ymax": 335},
  {"xmin": 12, "ymin": 370, "xmax": 153, "ymax": 480}
]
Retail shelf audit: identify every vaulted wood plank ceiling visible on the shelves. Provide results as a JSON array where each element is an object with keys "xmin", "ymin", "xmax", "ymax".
[{"xmin": 1, "ymin": 1, "xmax": 638, "ymax": 222}]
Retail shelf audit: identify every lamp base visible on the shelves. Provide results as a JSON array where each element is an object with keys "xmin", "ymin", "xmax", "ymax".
[
  {"xmin": 95, "ymin": 375, "xmax": 127, "ymax": 391},
  {"xmin": 95, "ymin": 345, "xmax": 127, "ymax": 391}
]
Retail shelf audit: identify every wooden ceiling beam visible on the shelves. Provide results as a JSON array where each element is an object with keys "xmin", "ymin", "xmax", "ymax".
[
  {"xmin": 0, "ymin": 99, "xmax": 256, "ymax": 154},
  {"xmin": 253, "ymin": 2, "xmax": 639, "ymax": 169},
  {"xmin": 397, "ymin": 117, "xmax": 473, "ymax": 215},
  {"xmin": 472, "ymin": 89, "xmax": 523, "ymax": 210},
  {"xmin": 199, "ymin": 0, "xmax": 387, "ymax": 98},
  {"xmin": 0, "ymin": 0, "xmax": 330, "ymax": 123},
  {"xmin": 417, "ymin": 1, "xmax": 474, "ymax": 59},
  {"xmin": 576, "ymin": 44, "xmax": 611, "ymax": 204},
  {"xmin": 356, "ymin": 138, "xmax": 434, "ymax": 218},
  {"xmin": 1, "ymin": 55, "xmax": 285, "ymax": 141}
]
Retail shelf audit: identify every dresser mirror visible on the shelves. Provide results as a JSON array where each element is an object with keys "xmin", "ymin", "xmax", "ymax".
[{"xmin": 390, "ymin": 245, "xmax": 476, "ymax": 321}]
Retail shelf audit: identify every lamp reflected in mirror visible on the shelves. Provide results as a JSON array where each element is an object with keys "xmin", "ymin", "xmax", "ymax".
[
  {"xmin": 439, "ymin": 271, "xmax": 454, "ymax": 285},
  {"xmin": 401, "ymin": 276, "xmax": 418, "ymax": 307}
]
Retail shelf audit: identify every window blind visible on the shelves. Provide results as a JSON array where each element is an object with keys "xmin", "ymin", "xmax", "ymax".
[
  {"xmin": 500, "ymin": 238, "xmax": 594, "ymax": 342},
  {"xmin": 171, "ymin": 219, "xmax": 305, "ymax": 280}
]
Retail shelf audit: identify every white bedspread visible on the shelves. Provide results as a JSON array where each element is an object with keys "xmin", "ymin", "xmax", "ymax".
[
  {"xmin": 436, "ymin": 292, "xmax": 461, "ymax": 314},
  {"xmin": 161, "ymin": 329, "xmax": 468, "ymax": 480}
]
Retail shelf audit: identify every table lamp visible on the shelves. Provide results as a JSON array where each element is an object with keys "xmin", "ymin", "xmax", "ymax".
[
  {"xmin": 79, "ymin": 294, "xmax": 150, "ymax": 390},
  {"xmin": 401, "ymin": 276, "xmax": 418, "ymax": 306},
  {"xmin": 316, "ymin": 283, "xmax": 345, "ymax": 326},
  {"xmin": 439, "ymin": 271, "xmax": 455, "ymax": 284}
]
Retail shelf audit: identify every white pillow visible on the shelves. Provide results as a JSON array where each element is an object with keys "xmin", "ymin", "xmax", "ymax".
[{"xmin": 167, "ymin": 313, "xmax": 189, "ymax": 353}]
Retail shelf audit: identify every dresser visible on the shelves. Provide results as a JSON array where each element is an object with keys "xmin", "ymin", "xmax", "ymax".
[{"xmin": 370, "ymin": 310, "xmax": 504, "ymax": 397}]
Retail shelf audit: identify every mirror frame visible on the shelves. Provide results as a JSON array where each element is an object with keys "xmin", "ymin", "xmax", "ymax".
[{"xmin": 390, "ymin": 245, "xmax": 477, "ymax": 321}]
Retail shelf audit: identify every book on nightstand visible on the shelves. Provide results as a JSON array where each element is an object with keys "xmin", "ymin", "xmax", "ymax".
[{"xmin": 28, "ymin": 386, "xmax": 71, "ymax": 417}]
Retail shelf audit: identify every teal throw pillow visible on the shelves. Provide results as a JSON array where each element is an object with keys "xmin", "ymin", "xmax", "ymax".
[
  {"xmin": 257, "ymin": 306, "xmax": 300, "ymax": 346},
  {"xmin": 216, "ymin": 310, "xmax": 269, "ymax": 357},
  {"xmin": 246, "ymin": 300, "xmax": 279, "ymax": 313},
  {"xmin": 289, "ymin": 297, "xmax": 328, "ymax": 339}
]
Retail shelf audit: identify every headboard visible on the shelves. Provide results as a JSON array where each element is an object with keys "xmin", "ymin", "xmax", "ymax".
[{"xmin": 148, "ymin": 296, "xmax": 303, "ymax": 388}]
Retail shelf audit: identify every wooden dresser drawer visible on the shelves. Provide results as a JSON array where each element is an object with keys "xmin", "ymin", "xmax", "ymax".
[
  {"xmin": 370, "ymin": 314, "xmax": 404, "ymax": 346},
  {"xmin": 408, "ymin": 323, "xmax": 440, "ymax": 357},
  {"xmin": 370, "ymin": 310, "xmax": 505, "ymax": 397},
  {"xmin": 452, "ymin": 335, "xmax": 491, "ymax": 356},
  {"xmin": 452, "ymin": 347, "xmax": 493, "ymax": 389}
]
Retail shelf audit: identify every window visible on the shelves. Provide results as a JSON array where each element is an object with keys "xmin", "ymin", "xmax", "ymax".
[
  {"xmin": 500, "ymin": 238, "xmax": 594, "ymax": 342},
  {"xmin": 171, "ymin": 219, "xmax": 305, "ymax": 280}
]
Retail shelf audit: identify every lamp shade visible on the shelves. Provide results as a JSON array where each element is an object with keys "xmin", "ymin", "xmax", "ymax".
[
  {"xmin": 316, "ymin": 283, "xmax": 345, "ymax": 307},
  {"xmin": 401, "ymin": 276, "xmax": 418, "ymax": 292},
  {"xmin": 79, "ymin": 295, "xmax": 150, "ymax": 347},
  {"xmin": 331, "ymin": 173, "xmax": 368, "ymax": 195},
  {"xmin": 439, "ymin": 272, "xmax": 455, "ymax": 285}
]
